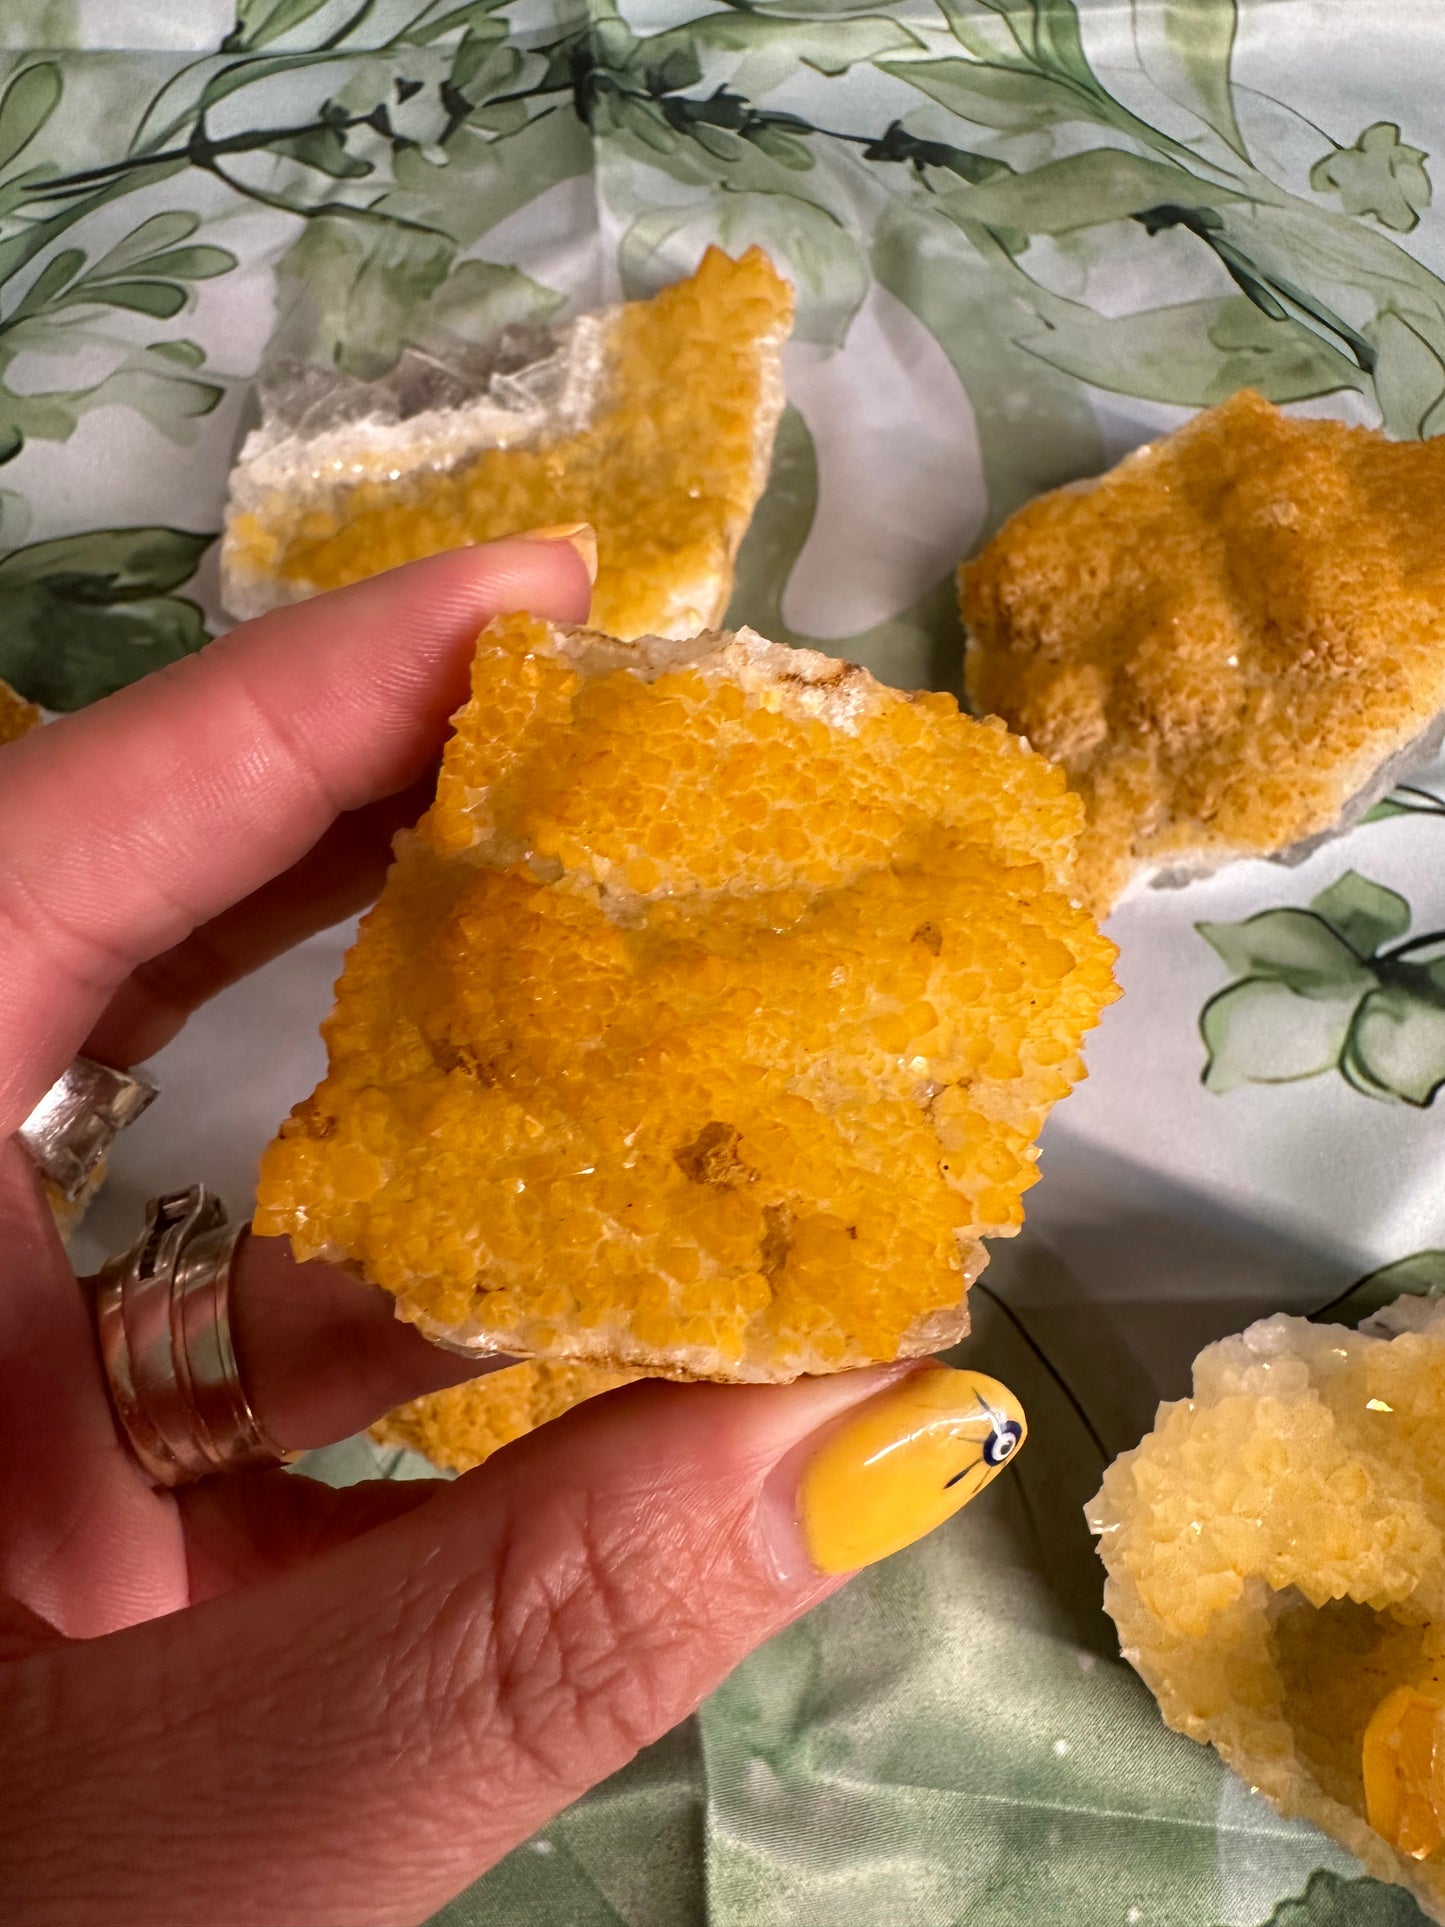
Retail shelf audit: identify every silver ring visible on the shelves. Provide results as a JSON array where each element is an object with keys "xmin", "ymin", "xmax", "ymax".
[
  {"xmin": 18, "ymin": 1055, "xmax": 157, "ymax": 1202},
  {"xmin": 92, "ymin": 1185, "xmax": 294, "ymax": 1488}
]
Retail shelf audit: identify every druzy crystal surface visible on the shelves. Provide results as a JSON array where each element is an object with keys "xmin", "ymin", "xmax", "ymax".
[
  {"xmin": 256, "ymin": 613, "xmax": 1117, "ymax": 1381},
  {"xmin": 963, "ymin": 391, "xmax": 1445, "ymax": 913},
  {"xmin": 1091, "ymin": 1297, "xmax": 1445, "ymax": 1921},
  {"xmin": 375, "ymin": 1360, "xmax": 638, "ymax": 1473}
]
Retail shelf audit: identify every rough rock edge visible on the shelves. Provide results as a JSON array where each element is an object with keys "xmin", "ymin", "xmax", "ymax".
[
  {"xmin": 219, "ymin": 314, "xmax": 608, "ymax": 623},
  {"xmin": 1116, "ymin": 706, "xmax": 1445, "ymax": 904},
  {"xmin": 547, "ymin": 619, "xmax": 897, "ymax": 732},
  {"xmin": 285, "ymin": 1143, "xmax": 988, "ymax": 1385},
  {"xmin": 390, "ymin": 1250, "xmax": 981, "ymax": 1385}
]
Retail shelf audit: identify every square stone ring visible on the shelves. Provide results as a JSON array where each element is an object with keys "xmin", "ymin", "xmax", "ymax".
[{"xmin": 18, "ymin": 1058, "xmax": 291, "ymax": 1486}]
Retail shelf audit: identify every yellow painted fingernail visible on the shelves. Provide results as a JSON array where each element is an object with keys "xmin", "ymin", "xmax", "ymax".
[
  {"xmin": 516, "ymin": 521, "xmax": 598, "ymax": 585},
  {"xmin": 799, "ymin": 1367, "xmax": 1026, "ymax": 1573}
]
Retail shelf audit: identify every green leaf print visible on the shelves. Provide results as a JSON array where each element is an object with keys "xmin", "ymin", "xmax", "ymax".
[
  {"xmin": 270, "ymin": 123, "xmax": 377, "ymax": 179},
  {"xmin": 1018, "ymin": 294, "xmax": 1364, "ymax": 406},
  {"xmin": 1200, "ymin": 978, "xmax": 1363, "ymax": 1094},
  {"xmin": 1197, "ymin": 905, "xmax": 1376, "ymax": 998},
  {"xmin": 269, "ymin": 212, "xmax": 458, "ymax": 379},
  {"xmin": 643, "ymin": 11, "xmax": 923, "ymax": 84},
  {"xmin": 0, "ymin": 62, "xmax": 60, "ymax": 173},
  {"xmin": 1309, "ymin": 872, "xmax": 1413, "ymax": 957},
  {"xmin": 423, "ymin": 258, "xmax": 566, "ymax": 346},
  {"xmin": 1262, "ymin": 1867, "xmax": 1433, "ymax": 1925},
  {"xmin": 873, "ymin": 204, "xmax": 1106, "ymax": 541},
  {"xmin": 0, "ymin": 353, "xmax": 222, "ymax": 465},
  {"xmin": 874, "ymin": 55, "xmax": 1092, "ymax": 133},
  {"xmin": 0, "ymin": 526, "xmax": 211, "ymax": 711},
  {"xmin": 1364, "ymin": 309, "xmax": 1445, "ymax": 437},
  {"xmin": 1198, "ymin": 873, "xmax": 1445, "ymax": 1106},
  {"xmin": 935, "ymin": 148, "xmax": 1240, "ymax": 235},
  {"xmin": 1344, "ymin": 967, "xmax": 1445, "ymax": 1107},
  {"xmin": 1311, "ymin": 123, "xmax": 1432, "ymax": 234},
  {"xmin": 1154, "ymin": 0, "xmax": 1246, "ymax": 160},
  {"xmin": 87, "ymin": 213, "xmax": 208, "ymax": 280},
  {"xmin": 222, "ymin": 0, "xmax": 334, "ymax": 55},
  {"xmin": 1313, "ymin": 1250, "xmax": 1445, "ymax": 1327}
]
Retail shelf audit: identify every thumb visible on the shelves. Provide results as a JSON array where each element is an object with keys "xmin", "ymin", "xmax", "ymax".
[{"xmin": 4, "ymin": 1364, "xmax": 1023, "ymax": 1927}]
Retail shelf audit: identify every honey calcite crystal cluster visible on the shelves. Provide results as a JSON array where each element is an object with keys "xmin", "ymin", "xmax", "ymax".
[
  {"xmin": 962, "ymin": 390, "xmax": 1445, "ymax": 915},
  {"xmin": 1091, "ymin": 1298, "xmax": 1445, "ymax": 1920},
  {"xmin": 255, "ymin": 613, "xmax": 1118, "ymax": 1383},
  {"xmin": 222, "ymin": 247, "xmax": 791, "ymax": 640}
]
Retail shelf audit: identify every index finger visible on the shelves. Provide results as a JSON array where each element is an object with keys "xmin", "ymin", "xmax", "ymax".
[{"xmin": 0, "ymin": 536, "xmax": 593, "ymax": 1135}]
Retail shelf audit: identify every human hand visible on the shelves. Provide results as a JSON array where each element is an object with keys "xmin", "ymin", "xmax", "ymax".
[{"xmin": 0, "ymin": 540, "xmax": 1025, "ymax": 1926}]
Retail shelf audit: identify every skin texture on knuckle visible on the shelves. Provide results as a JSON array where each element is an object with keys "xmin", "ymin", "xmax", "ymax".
[
  {"xmin": 383, "ymin": 1457, "xmax": 778, "ymax": 1832},
  {"xmin": 0, "ymin": 870, "xmax": 127, "ymax": 1007},
  {"xmin": 484, "ymin": 1489, "xmax": 695, "ymax": 1782}
]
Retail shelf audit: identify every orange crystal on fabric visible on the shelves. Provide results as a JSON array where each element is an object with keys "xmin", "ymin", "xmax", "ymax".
[
  {"xmin": 1364, "ymin": 1685, "xmax": 1445, "ymax": 1861},
  {"xmin": 254, "ymin": 613, "xmax": 1117, "ymax": 1382},
  {"xmin": 0, "ymin": 676, "xmax": 38, "ymax": 744},
  {"xmin": 1090, "ymin": 1298, "xmax": 1445, "ymax": 1921},
  {"xmin": 223, "ymin": 247, "xmax": 792, "ymax": 639},
  {"xmin": 374, "ymin": 1360, "xmax": 638, "ymax": 1473},
  {"xmin": 962, "ymin": 390, "xmax": 1445, "ymax": 914}
]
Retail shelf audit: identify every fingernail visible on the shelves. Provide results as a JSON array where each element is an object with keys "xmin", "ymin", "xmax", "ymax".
[
  {"xmin": 515, "ymin": 521, "xmax": 598, "ymax": 585},
  {"xmin": 797, "ymin": 1367, "xmax": 1026, "ymax": 1573}
]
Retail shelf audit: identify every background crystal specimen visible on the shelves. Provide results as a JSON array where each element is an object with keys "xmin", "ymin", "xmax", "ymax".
[
  {"xmin": 961, "ymin": 390, "xmax": 1445, "ymax": 916},
  {"xmin": 222, "ymin": 247, "xmax": 792, "ymax": 639},
  {"xmin": 1089, "ymin": 1297, "xmax": 1445, "ymax": 1922},
  {"xmin": 255, "ymin": 613, "xmax": 1118, "ymax": 1382},
  {"xmin": 374, "ymin": 1360, "xmax": 639, "ymax": 1474}
]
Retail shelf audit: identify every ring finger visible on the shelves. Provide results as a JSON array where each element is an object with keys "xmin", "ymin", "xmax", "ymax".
[{"xmin": 225, "ymin": 1235, "xmax": 508, "ymax": 1455}]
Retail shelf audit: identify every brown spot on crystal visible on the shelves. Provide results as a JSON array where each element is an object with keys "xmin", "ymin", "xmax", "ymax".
[
  {"xmin": 674, "ymin": 1121, "xmax": 758, "ymax": 1189},
  {"xmin": 761, "ymin": 1203, "xmax": 794, "ymax": 1279}
]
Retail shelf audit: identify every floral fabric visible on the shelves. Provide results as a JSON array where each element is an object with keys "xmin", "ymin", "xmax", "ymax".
[{"xmin": 44, "ymin": 3, "xmax": 1445, "ymax": 1920}]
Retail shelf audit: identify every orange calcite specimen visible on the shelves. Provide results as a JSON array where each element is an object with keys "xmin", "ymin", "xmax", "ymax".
[
  {"xmin": 223, "ymin": 247, "xmax": 792, "ymax": 639},
  {"xmin": 374, "ymin": 1360, "xmax": 639, "ymax": 1474},
  {"xmin": 1365, "ymin": 1684, "xmax": 1445, "ymax": 1861},
  {"xmin": 962, "ymin": 390, "xmax": 1445, "ymax": 914},
  {"xmin": 254, "ymin": 613, "xmax": 1117, "ymax": 1382},
  {"xmin": 1090, "ymin": 1297, "xmax": 1445, "ymax": 1922},
  {"xmin": 0, "ymin": 676, "xmax": 38, "ymax": 744}
]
